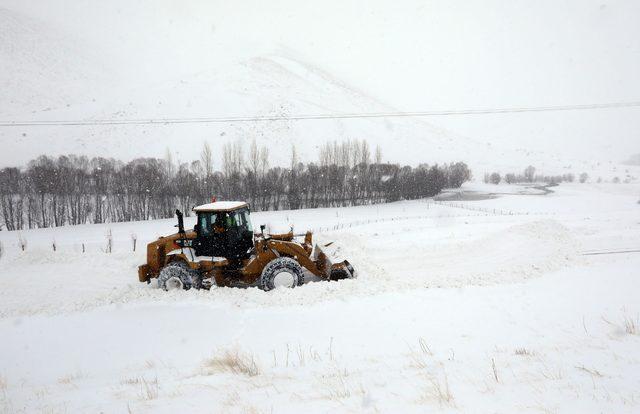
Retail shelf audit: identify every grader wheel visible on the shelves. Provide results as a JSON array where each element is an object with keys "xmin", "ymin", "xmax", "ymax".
[
  {"xmin": 157, "ymin": 262, "xmax": 195, "ymax": 291},
  {"xmin": 259, "ymin": 257, "xmax": 304, "ymax": 291}
]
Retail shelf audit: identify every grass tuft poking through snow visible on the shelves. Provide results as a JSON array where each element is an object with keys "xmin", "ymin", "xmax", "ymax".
[
  {"xmin": 602, "ymin": 310, "xmax": 640, "ymax": 336},
  {"xmin": 420, "ymin": 370, "xmax": 454, "ymax": 407},
  {"xmin": 623, "ymin": 313, "xmax": 639, "ymax": 335},
  {"xmin": 408, "ymin": 337, "xmax": 434, "ymax": 369},
  {"xmin": 576, "ymin": 365, "xmax": 604, "ymax": 378},
  {"xmin": 203, "ymin": 349, "xmax": 261, "ymax": 377},
  {"xmin": 0, "ymin": 377, "xmax": 10, "ymax": 414},
  {"xmin": 491, "ymin": 358, "xmax": 500, "ymax": 383},
  {"xmin": 139, "ymin": 376, "xmax": 159, "ymax": 401},
  {"xmin": 121, "ymin": 377, "xmax": 142, "ymax": 385},
  {"xmin": 539, "ymin": 363, "xmax": 564, "ymax": 381},
  {"xmin": 514, "ymin": 348, "xmax": 535, "ymax": 357},
  {"xmin": 58, "ymin": 371, "xmax": 85, "ymax": 385},
  {"xmin": 319, "ymin": 365, "xmax": 363, "ymax": 401}
]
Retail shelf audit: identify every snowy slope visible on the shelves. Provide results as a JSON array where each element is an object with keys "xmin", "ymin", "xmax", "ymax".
[{"xmin": 0, "ymin": 1, "xmax": 639, "ymax": 179}]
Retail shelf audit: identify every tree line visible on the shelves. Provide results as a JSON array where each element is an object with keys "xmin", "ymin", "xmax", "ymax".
[
  {"xmin": 483, "ymin": 165, "xmax": 589, "ymax": 185},
  {"xmin": 0, "ymin": 139, "xmax": 471, "ymax": 231}
]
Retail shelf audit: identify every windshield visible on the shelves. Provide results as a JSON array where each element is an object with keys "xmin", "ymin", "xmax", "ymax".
[
  {"xmin": 225, "ymin": 208, "xmax": 252, "ymax": 233},
  {"xmin": 197, "ymin": 208, "xmax": 252, "ymax": 236}
]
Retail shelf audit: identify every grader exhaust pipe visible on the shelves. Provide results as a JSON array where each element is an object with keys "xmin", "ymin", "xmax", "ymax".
[{"xmin": 175, "ymin": 209, "xmax": 185, "ymax": 235}]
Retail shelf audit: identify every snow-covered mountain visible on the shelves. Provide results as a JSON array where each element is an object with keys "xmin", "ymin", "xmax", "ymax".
[{"xmin": 0, "ymin": 1, "xmax": 638, "ymax": 180}]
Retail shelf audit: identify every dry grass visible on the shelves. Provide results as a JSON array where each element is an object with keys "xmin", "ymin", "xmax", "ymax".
[
  {"xmin": 204, "ymin": 349, "xmax": 260, "ymax": 377},
  {"xmin": 540, "ymin": 365, "xmax": 564, "ymax": 381},
  {"xmin": 240, "ymin": 406, "xmax": 265, "ymax": 414},
  {"xmin": 623, "ymin": 313, "xmax": 639, "ymax": 335},
  {"xmin": 221, "ymin": 390, "xmax": 267, "ymax": 414},
  {"xmin": 0, "ymin": 376, "xmax": 8, "ymax": 414},
  {"xmin": 272, "ymin": 343, "xmax": 324, "ymax": 368},
  {"xmin": 319, "ymin": 366, "xmax": 363, "ymax": 401},
  {"xmin": 418, "ymin": 337, "xmax": 433, "ymax": 356},
  {"xmin": 491, "ymin": 358, "xmax": 500, "ymax": 383},
  {"xmin": 420, "ymin": 372, "xmax": 454, "ymax": 407},
  {"xmin": 576, "ymin": 365, "xmax": 603, "ymax": 378},
  {"xmin": 408, "ymin": 337, "xmax": 433, "ymax": 369},
  {"xmin": 602, "ymin": 310, "xmax": 639, "ymax": 336},
  {"xmin": 121, "ymin": 377, "xmax": 142, "ymax": 385},
  {"xmin": 139, "ymin": 376, "xmax": 159, "ymax": 400},
  {"xmin": 326, "ymin": 368, "xmax": 351, "ymax": 400},
  {"xmin": 0, "ymin": 376, "xmax": 9, "ymax": 414},
  {"xmin": 33, "ymin": 386, "xmax": 49, "ymax": 400},
  {"xmin": 120, "ymin": 376, "xmax": 159, "ymax": 401},
  {"xmin": 514, "ymin": 348, "xmax": 535, "ymax": 357},
  {"xmin": 57, "ymin": 371, "xmax": 84, "ymax": 385}
]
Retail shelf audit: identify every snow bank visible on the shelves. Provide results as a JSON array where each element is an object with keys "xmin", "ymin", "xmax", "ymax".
[{"xmin": 0, "ymin": 217, "xmax": 580, "ymax": 317}]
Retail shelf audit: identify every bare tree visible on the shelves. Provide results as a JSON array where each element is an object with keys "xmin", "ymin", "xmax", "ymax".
[
  {"xmin": 360, "ymin": 140, "xmax": 371, "ymax": 165},
  {"xmin": 222, "ymin": 141, "xmax": 233, "ymax": 177},
  {"xmin": 259, "ymin": 146, "xmax": 269, "ymax": 176},
  {"xmin": 375, "ymin": 145, "xmax": 382, "ymax": 164},
  {"xmin": 164, "ymin": 148, "xmax": 175, "ymax": 178},
  {"xmin": 290, "ymin": 144, "xmax": 298, "ymax": 170},
  {"xmin": 201, "ymin": 142, "xmax": 213, "ymax": 178},
  {"xmin": 351, "ymin": 139, "xmax": 362, "ymax": 168},
  {"xmin": 318, "ymin": 142, "xmax": 332, "ymax": 167},
  {"xmin": 579, "ymin": 172, "xmax": 589, "ymax": 183},
  {"xmin": 524, "ymin": 165, "xmax": 536, "ymax": 183},
  {"xmin": 233, "ymin": 141, "xmax": 244, "ymax": 174},
  {"xmin": 249, "ymin": 139, "xmax": 260, "ymax": 176}
]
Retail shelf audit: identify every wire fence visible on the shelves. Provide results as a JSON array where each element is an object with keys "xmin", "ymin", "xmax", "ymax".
[
  {"xmin": 0, "ymin": 199, "xmax": 558, "ymax": 254},
  {"xmin": 430, "ymin": 200, "xmax": 556, "ymax": 217}
]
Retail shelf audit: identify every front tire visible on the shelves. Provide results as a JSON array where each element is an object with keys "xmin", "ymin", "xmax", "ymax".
[
  {"xmin": 157, "ymin": 262, "xmax": 194, "ymax": 291},
  {"xmin": 259, "ymin": 257, "xmax": 304, "ymax": 291}
]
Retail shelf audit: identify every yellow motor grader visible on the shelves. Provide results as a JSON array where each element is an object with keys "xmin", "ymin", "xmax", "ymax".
[{"xmin": 138, "ymin": 201, "xmax": 355, "ymax": 291}]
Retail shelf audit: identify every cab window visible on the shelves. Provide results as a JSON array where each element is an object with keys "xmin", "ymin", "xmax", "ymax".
[
  {"xmin": 198, "ymin": 213, "xmax": 218, "ymax": 236},
  {"xmin": 225, "ymin": 208, "xmax": 252, "ymax": 232},
  {"xmin": 240, "ymin": 209, "xmax": 252, "ymax": 232}
]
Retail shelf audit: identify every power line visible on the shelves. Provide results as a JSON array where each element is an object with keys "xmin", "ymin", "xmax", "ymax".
[{"xmin": 1, "ymin": 100, "xmax": 639, "ymax": 127}]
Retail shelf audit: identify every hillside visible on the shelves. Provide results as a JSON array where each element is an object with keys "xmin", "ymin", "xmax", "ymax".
[{"xmin": 0, "ymin": 1, "xmax": 639, "ymax": 180}]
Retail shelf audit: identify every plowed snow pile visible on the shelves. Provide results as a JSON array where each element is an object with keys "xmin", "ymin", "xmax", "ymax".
[{"xmin": 326, "ymin": 219, "xmax": 578, "ymax": 288}]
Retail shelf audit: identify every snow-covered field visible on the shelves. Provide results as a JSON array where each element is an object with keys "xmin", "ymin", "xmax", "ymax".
[{"xmin": 1, "ymin": 183, "xmax": 639, "ymax": 413}]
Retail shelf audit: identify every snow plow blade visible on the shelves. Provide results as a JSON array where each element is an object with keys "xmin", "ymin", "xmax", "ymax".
[
  {"xmin": 331, "ymin": 260, "xmax": 355, "ymax": 279},
  {"xmin": 314, "ymin": 243, "xmax": 356, "ymax": 280}
]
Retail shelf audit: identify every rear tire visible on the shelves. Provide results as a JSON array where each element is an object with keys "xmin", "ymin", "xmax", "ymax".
[
  {"xmin": 157, "ymin": 262, "xmax": 194, "ymax": 291},
  {"xmin": 259, "ymin": 257, "xmax": 304, "ymax": 291}
]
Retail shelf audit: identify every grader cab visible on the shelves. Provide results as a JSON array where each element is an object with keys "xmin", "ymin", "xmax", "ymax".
[{"xmin": 138, "ymin": 201, "xmax": 355, "ymax": 291}]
